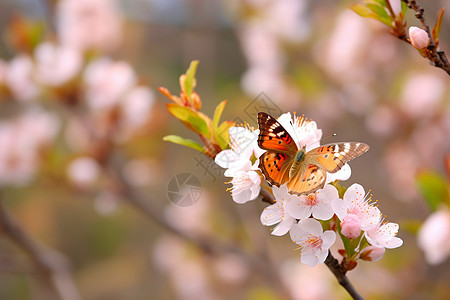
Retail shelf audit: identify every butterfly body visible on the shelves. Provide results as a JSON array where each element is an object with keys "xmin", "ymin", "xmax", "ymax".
[{"xmin": 257, "ymin": 112, "xmax": 369, "ymax": 195}]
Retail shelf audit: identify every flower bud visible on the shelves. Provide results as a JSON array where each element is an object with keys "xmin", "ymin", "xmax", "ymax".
[
  {"xmin": 409, "ymin": 26, "xmax": 430, "ymax": 49},
  {"xmin": 360, "ymin": 246, "xmax": 385, "ymax": 262},
  {"xmin": 341, "ymin": 214, "xmax": 361, "ymax": 239}
]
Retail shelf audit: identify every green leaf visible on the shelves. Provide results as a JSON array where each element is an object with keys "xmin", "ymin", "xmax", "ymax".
[
  {"xmin": 351, "ymin": 4, "xmax": 375, "ymax": 18},
  {"xmin": 163, "ymin": 135, "xmax": 205, "ymax": 153},
  {"xmin": 351, "ymin": 3, "xmax": 392, "ymax": 27},
  {"xmin": 184, "ymin": 60, "xmax": 199, "ymax": 98},
  {"xmin": 215, "ymin": 121, "xmax": 234, "ymax": 150},
  {"xmin": 416, "ymin": 171, "xmax": 449, "ymax": 211},
  {"xmin": 432, "ymin": 7, "xmax": 445, "ymax": 44},
  {"xmin": 166, "ymin": 103, "xmax": 209, "ymax": 137},
  {"xmin": 366, "ymin": 3, "xmax": 393, "ymax": 26},
  {"xmin": 401, "ymin": 0, "xmax": 408, "ymax": 16},
  {"xmin": 370, "ymin": 0, "xmax": 387, "ymax": 7},
  {"xmin": 213, "ymin": 100, "xmax": 227, "ymax": 129}
]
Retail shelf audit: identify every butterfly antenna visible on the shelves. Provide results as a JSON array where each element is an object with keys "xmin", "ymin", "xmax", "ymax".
[{"xmin": 322, "ymin": 133, "xmax": 337, "ymax": 142}]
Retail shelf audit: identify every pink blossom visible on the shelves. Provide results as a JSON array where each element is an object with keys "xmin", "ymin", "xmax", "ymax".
[
  {"xmin": 290, "ymin": 218, "xmax": 336, "ymax": 266},
  {"xmin": 359, "ymin": 246, "xmax": 385, "ymax": 262},
  {"xmin": 280, "ymin": 259, "xmax": 334, "ymax": 299},
  {"xmin": 120, "ymin": 86, "xmax": 155, "ymax": 128},
  {"xmin": 34, "ymin": 42, "xmax": 82, "ymax": 86},
  {"xmin": 5, "ymin": 55, "xmax": 39, "ymax": 101},
  {"xmin": 66, "ymin": 156, "xmax": 100, "ymax": 189},
  {"xmin": 57, "ymin": 0, "xmax": 122, "ymax": 52},
  {"xmin": 332, "ymin": 183, "xmax": 381, "ymax": 231},
  {"xmin": 341, "ymin": 214, "xmax": 362, "ymax": 239},
  {"xmin": 401, "ymin": 73, "xmax": 445, "ymax": 118},
  {"xmin": 285, "ymin": 184, "xmax": 338, "ymax": 221},
  {"xmin": 365, "ymin": 222, "xmax": 403, "ymax": 249},
  {"xmin": 229, "ymin": 169, "xmax": 261, "ymax": 204},
  {"xmin": 418, "ymin": 208, "xmax": 450, "ymax": 265},
  {"xmin": 84, "ymin": 58, "xmax": 136, "ymax": 111},
  {"xmin": 409, "ymin": 26, "xmax": 430, "ymax": 49},
  {"xmin": 261, "ymin": 185, "xmax": 296, "ymax": 236},
  {"xmin": 0, "ymin": 110, "xmax": 59, "ymax": 186}
]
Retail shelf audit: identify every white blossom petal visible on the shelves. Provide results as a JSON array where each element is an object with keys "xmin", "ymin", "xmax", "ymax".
[{"xmin": 272, "ymin": 216, "xmax": 296, "ymax": 236}]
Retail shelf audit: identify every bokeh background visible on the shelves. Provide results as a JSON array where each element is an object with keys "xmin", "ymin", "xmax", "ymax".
[{"xmin": 0, "ymin": 0, "xmax": 449, "ymax": 299}]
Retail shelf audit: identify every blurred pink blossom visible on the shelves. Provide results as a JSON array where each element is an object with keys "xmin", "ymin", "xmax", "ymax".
[
  {"xmin": 418, "ymin": 208, "xmax": 450, "ymax": 265},
  {"xmin": 84, "ymin": 58, "xmax": 136, "ymax": 111},
  {"xmin": 366, "ymin": 105, "xmax": 398, "ymax": 137},
  {"xmin": 384, "ymin": 142, "xmax": 419, "ymax": 201},
  {"xmin": 213, "ymin": 254, "xmax": 249, "ymax": 285},
  {"xmin": 320, "ymin": 11, "xmax": 369, "ymax": 79},
  {"xmin": 401, "ymin": 72, "xmax": 445, "ymax": 118},
  {"xmin": 280, "ymin": 259, "xmax": 334, "ymax": 300},
  {"xmin": 0, "ymin": 109, "xmax": 59, "ymax": 186},
  {"xmin": 118, "ymin": 86, "xmax": 155, "ymax": 136},
  {"xmin": 57, "ymin": 0, "xmax": 122, "ymax": 52},
  {"xmin": 122, "ymin": 159, "xmax": 156, "ymax": 187},
  {"xmin": 66, "ymin": 156, "xmax": 100, "ymax": 189},
  {"xmin": 164, "ymin": 191, "xmax": 212, "ymax": 236},
  {"xmin": 34, "ymin": 42, "xmax": 82, "ymax": 86},
  {"xmin": 409, "ymin": 26, "xmax": 429, "ymax": 49},
  {"xmin": 265, "ymin": 0, "xmax": 310, "ymax": 42},
  {"xmin": 239, "ymin": 25, "xmax": 282, "ymax": 70},
  {"xmin": 5, "ymin": 55, "xmax": 39, "ymax": 101},
  {"xmin": 153, "ymin": 236, "xmax": 214, "ymax": 300}
]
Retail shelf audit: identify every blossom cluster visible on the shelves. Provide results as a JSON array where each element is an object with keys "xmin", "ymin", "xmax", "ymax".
[
  {"xmin": 215, "ymin": 112, "xmax": 402, "ymax": 267},
  {"xmin": 0, "ymin": 0, "xmax": 155, "ymax": 188}
]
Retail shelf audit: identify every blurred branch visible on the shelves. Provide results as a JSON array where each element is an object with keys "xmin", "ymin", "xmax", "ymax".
[
  {"xmin": 108, "ymin": 155, "xmax": 293, "ymax": 299},
  {"xmin": 0, "ymin": 197, "xmax": 81, "ymax": 300},
  {"xmin": 401, "ymin": 0, "xmax": 450, "ymax": 75}
]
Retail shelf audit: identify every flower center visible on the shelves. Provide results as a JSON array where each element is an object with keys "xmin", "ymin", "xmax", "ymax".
[
  {"xmin": 305, "ymin": 194, "xmax": 318, "ymax": 206},
  {"xmin": 307, "ymin": 236, "xmax": 323, "ymax": 249}
]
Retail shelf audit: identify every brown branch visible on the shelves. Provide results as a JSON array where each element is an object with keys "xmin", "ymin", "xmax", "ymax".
[
  {"xmin": 0, "ymin": 197, "xmax": 81, "ymax": 300},
  {"xmin": 324, "ymin": 252, "xmax": 364, "ymax": 300},
  {"xmin": 260, "ymin": 189, "xmax": 364, "ymax": 299},
  {"xmin": 401, "ymin": 0, "xmax": 450, "ymax": 75},
  {"xmin": 108, "ymin": 156, "xmax": 293, "ymax": 300}
]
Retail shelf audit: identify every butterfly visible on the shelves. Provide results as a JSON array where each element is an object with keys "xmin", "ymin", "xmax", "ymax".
[{"xmin": 257, "ymin": 112, "xmax": 369, "ymax": 195}]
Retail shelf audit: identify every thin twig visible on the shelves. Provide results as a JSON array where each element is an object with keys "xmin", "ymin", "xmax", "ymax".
[
  {"xmin": 324, "ymin": 252, "xmax": 364, "ymax": 300},
  {"xmin": 0, "ymin": 197, "xmax": 81, "ymax": 300},
  {"xmin": 261, "ymin": 189, "xmax": 364, "ymax": 299},
  {"xmin": 401, "ymin": 0, "xmax": 450, "ymax": 75}
]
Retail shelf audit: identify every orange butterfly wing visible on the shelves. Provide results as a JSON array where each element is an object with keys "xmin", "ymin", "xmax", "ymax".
[
  {"xmin": 259, "ymin": 152, "xmax": 292, "ymax": 187},
  {"xmin": 257, "ymin": 112, "xmax": 297, "ymax": 187},
  {"xmin": 257, "ymin": 112, "xmax": 298, "ymax": 154},
  {"xmin": 287, "ymin": 164, "xmax": 327, "ymax": 196},
  {"xmin": 287, "ymin": 143, "xmax": 370, "ymax": 195},
  {"xmin": 257, "ymin": 112, "xmax": 370, "ymax": 195},
  {"xmin": 310, "ymin": 143, "xmax": 370, "ymax": 173}
]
